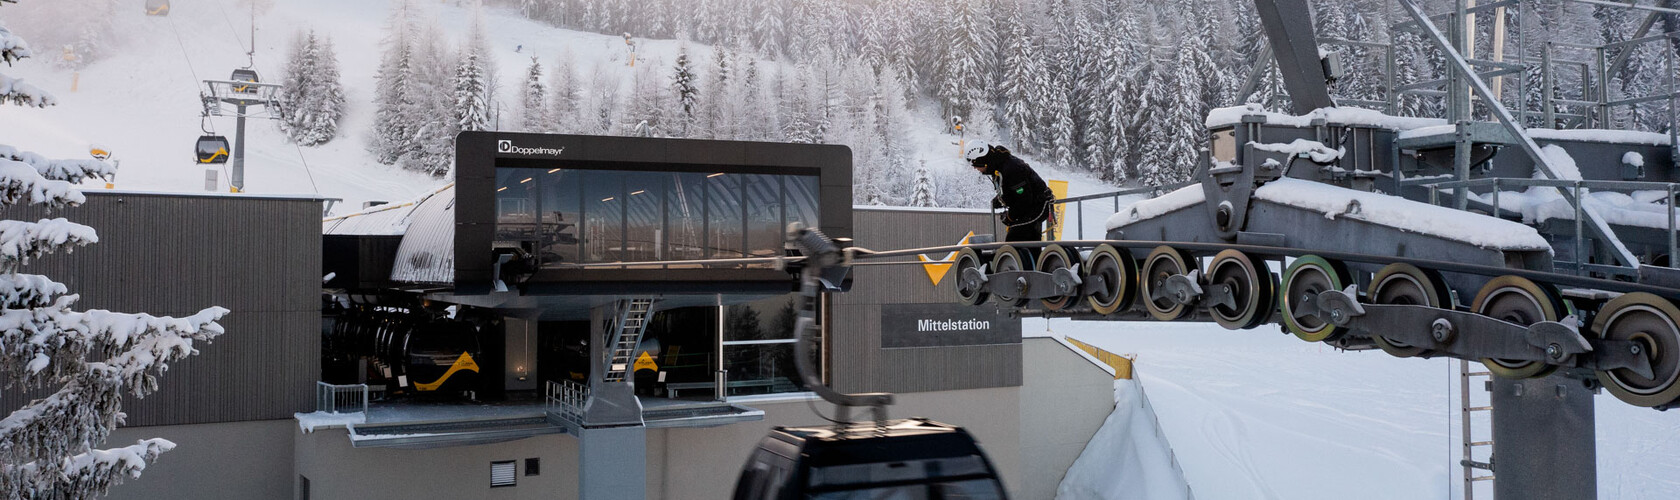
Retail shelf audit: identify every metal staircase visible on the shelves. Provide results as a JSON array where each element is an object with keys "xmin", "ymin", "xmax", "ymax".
[
  {"xmin": 1459, "ymin": 359, "xmax": 1495, "ymax": 499},
  {"xmin": 604, "ymin": 298, "xmax": 657, "ymax": 383}
]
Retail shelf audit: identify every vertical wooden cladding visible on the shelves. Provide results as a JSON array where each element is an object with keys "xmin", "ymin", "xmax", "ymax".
[
  {"xmin": 0, "ymin": 192, "xmax": 322, "ymax": 426},
  {"xmin": 830, "ymin": 208, "xmax": 1022, "ymax": 395}
]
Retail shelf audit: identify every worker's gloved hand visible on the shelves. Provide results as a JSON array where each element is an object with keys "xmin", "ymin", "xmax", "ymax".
[{"xmin": 991, "ymin": 197, "xmax": 1004, "ymax": 210}]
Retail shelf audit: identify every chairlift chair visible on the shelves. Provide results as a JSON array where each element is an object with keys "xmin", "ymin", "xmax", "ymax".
[
  {"xmin": 229, "ymin": 69, "xmax": 260, "ymax": 94},
  {"xmin": 145, "ymin": 0, "xmax": 169, "ymax": 16},
  {"xmin": 195, "ymin": 135, "xmax": 230, "ymax": 164}
]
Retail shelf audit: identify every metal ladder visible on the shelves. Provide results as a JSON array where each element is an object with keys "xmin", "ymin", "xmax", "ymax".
[
  {"xmin": 604, "ymin": 298, "xmax": 656, "ymax": 382},
  {"xmin": 1459, "ymin": 358, "xmax": 1495, "ymax": 499}
]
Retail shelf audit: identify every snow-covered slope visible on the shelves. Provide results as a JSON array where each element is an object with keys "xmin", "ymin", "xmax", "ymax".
[
  {"xmin": 1035, "ymin": 318, "xmax": 1680, "ymax": 500},
  {"xmin": 1, "ymin": 0, "xmax": 741, "ymax": 211}
]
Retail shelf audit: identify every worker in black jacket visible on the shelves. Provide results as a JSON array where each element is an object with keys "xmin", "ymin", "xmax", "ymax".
[{"xmin": 969, "ymin": 144, "xmax": 1054, "ymax": 245}]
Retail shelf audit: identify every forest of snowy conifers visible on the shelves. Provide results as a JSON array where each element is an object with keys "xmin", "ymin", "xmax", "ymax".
[{"xmin": 504, "ymin": 0, "xmax": 1680, "ymax": 205}]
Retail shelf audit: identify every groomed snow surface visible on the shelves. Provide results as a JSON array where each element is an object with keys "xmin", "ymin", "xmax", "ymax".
[{"xmin": 1039, "ymin": 318, "xmax": 1680, "ymax": 500}]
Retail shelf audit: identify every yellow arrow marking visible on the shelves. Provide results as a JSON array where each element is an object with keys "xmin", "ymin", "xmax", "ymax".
[
  {"xmin": 414, "ymin": 352, "xmax": 480, "ymax": 391},
  {"xmin": 918, "ymin": 232, "xmax": 975, "ymax": 286}
]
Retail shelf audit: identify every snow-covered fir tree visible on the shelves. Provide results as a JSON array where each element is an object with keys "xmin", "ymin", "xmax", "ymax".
[
  {"xmin": 670, "ymin": 47, "xmax": 699, "ymax": 138},
  {"xmin": 369, "ymin": 0, "xmax": 419, "ymax": 165},
  {"xmin": 0, "ymin": 2, "xmax": 228, "ymax": 496},
  {"xmin": 519, "ymin": 57, "xmax": 548, "ymax": 133},
  {"xmin": 547, "ymin": 51, "xmax": 579, "ymax": 134},
  {"xmin": 456, "ymin": 53, "xmax": 491, "ymax": 131},
  {"xmin": 911, "ymin": 161, "xmax": 937, "ymax": 207},
  {"xmin": 279, "ymin": 30, "xmax": 345, "ymax": 147}
]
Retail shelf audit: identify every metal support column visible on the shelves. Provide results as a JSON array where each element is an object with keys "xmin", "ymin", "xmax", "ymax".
[
  {"xmin": 576, "ymin": 301, "xmax": 648, "ymax": 500},
  {"xmin": 232, "ymin": 104, "xmax": 247, "ymax": 193},
  {"xmin": 1488, "ymin": 372, "xmax": 1597, "ymax": 500}
]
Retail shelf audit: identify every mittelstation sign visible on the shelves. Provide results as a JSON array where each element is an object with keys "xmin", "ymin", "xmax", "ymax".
[{"xmin": 881, "ymin": 302, "xmax": 1020, "ymax": 348}]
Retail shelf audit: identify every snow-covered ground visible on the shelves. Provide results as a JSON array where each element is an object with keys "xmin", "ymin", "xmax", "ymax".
[{"xmin": 1036, "ymin": 318, "xmax": 1680, "ymax": 500}]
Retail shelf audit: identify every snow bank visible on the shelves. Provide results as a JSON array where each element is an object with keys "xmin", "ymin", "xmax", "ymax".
[
  {"xmin": 295, "ymin": 411, "xmax": 366, "ymax": 432},
  {"xmin": 1541, "ymin": 144, "xmax": 1582, "ymax": 181},
  {"xmin": 1254, "ymin": 178, "xmax": 1550, "ymax": 250},
  {"xmin": 1206, "ymin": 104, "xmax": 1445, "ymax": 131},
  {"xmin": 1056, "ymin": 377, "xmax": 1193, "ymax": 500},
  {"xmin": 1106, "ymin": 185, "xmax": 1205, "ymax": 231}
]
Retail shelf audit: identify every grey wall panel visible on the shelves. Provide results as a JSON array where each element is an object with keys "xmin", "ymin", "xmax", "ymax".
[
  {"xmin": 0, "ymin": 192, "xmax": 321, "ymax": 425},
  {"xmin": 830, "ymin": 208, "xmax": 1022, "ymax": 394}
]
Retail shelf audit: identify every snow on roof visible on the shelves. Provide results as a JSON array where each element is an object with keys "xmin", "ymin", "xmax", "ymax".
[
  {"xmin": 1106, "ymin": 185, "xmax": 1205, "ymax": 231},
  {"xmin": 295, "ymin": 411, "xmax": 366, "ymax": 432},
  {"xmin": 1254, "ymin": 178, "xmax": 1550, "ymax": 250},
  {"xmin": 390, "ymin": 187, "xmax": 456, "ymax": 284},
  {"xmin": 323, "ymin": 183, "xmax": 453, "ymax": 236},
  {"xmin": 1205, "ymin": 104, "xmax": 1446, "ymax": 131}
]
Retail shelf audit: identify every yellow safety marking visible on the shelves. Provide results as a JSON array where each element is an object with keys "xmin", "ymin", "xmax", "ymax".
[
  {"xmin": 414, "ymin": 352, "xmax": 480, "ymax": 391},
  {"xmin": 917, "ymin": 232, "xmax": 976, "ymax": 286},
  {"xmin": 198, "ymin": 148, "xmax": 228, "ymax": 164},
  {"xmin": 1065, "ymin": 336, "xmax": 1134, "ymax": 380},
  {"xmin": 633, "ymin": 351, "xmax": 658, "ymax": 372},
  {"xmin": 1047, "ymin": 179, "xmax": 1069, "ymax": 240},
  {"xmin": 148, "ymin": 5, "xmax": 169, "ymax": 16}
]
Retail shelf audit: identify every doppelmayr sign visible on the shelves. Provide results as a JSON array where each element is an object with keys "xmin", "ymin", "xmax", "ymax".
[
  {"xmin": 882, "ymin": 302, "xmax": 1020, "ymax": 349},
  {"xmin": 497, "ymin": 139, "xmax": 566, "ymax": 157}
]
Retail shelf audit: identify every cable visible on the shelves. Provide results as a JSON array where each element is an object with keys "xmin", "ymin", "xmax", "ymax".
[
  {"xmin": 291, "ymin": 141, "xmax": 321, "ymax": 194},
  {"xmin": 165, "ymin": 15, "xmax": 202, "ymax": 84},
  {"xmin": 213, "ymin": 1, "xmax": 251, "ymax": 65}
]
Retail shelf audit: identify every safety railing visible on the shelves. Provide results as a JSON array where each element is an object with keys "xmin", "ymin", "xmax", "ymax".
[
  {"xmin": 1418, "ymin": 177, "xmax": 1680, "ymax": 276},
  {"xmin": 545, "ymin": 379, "xmax": 591, "ymax": 425},
  {"xmin": 315, "ymin": 381, "xmax": 369, "ymax": 415},
  {"xmin": 1051, "ymin": 181, "xmax": 1196, "ymax": 240}
]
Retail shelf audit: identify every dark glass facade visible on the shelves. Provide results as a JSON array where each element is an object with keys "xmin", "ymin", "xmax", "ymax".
[{"xmin": 494, "ymin": 168, "xmax": 820, "ymax": 269}]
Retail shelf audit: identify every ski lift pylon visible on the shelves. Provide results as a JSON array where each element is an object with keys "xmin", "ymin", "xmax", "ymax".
[
  {"xmin": 196, "ymin": 135, "xmax": 230, "ymax": 164},
  {"xmin": 145, "ymin": 0, "xmax": 170, "ymax": 16}
]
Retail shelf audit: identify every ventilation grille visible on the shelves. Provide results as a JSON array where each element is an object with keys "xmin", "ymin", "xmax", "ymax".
[{"xmin": 490, "ymin": 461, "xmax": 517, "ymax": 488}]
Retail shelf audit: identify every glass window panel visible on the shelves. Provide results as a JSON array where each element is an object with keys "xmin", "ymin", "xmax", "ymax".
[
  {"xmin": 722, "ymin": 343, "xmax": 800, "ymax": 397},
  {"xmin": 582, "ymin": 170, "xmax": 624, "ymax": 263},
  {"xmin": 706, "ymin": 173, "xmax": 744, "ymax": 263},
  {"xmin": 494, "ymin": 170, "xmax": 540, "ymax": 255},
  {"xmin": 623, "ymin": 172, "xmax": 664, "ymax": 267},
  {"xmin": 666, "ymin": 172, "xmax": 707, "ymax": 268},
  {"xmin": 723, "ymin": 294, "xmax": 801, "ymax": 341},
  {"xmin": 786, "ymin": 175, "xmax": 820, "ymax": 230},
  {"xmin": 743, "ymin": 174, "xmax": 783, "ymax": 266},
  {"xmin": 537, "ymin": 168, "xmax": 582, "ymax": 267}
]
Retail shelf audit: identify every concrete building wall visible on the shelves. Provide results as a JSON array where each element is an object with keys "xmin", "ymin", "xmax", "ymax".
[
  {"xmin": 103, "ymin": 420, "xmax": 297, "ymax": 500},
  {"xmin": 288, "ymin": 386, "xmax": 1022, "ymax": 500},
  {"xmin": 1019, "ymin": 338, "xmax": 1118, "ymax": 498}
]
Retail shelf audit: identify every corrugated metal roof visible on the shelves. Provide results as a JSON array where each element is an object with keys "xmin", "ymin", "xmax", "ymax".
[
  {"xmin": 390, "ymin": 186, "xmax": 455, "ymax": 284},
  {"xmin": 322, "ymin": 183, "xmax": 453, "ymax": 235}
]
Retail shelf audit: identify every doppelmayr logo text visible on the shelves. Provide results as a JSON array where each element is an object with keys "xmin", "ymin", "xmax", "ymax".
[{"xmin": 497, "ymin": 140, "xmax": 565, "ymax": 156}]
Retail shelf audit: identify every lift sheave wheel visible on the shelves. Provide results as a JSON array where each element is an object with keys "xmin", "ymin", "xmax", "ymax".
[
  {"xmin": 1142, "ymin": 246, "xmax": 1197, "ymax": 321},
  {"xmin": 1367, "ymin": 263, "xmax": 1451, "ymax": 357},
  {"xmin": 1084, "ymin": 244, "xmax": 1136, "ymax": 316},
  {"xmin": 991, "ymin": 245, "xmax": 1031, "ymax": 308},
  {"xmin": 1280, "ymin": 255, "xmax": 1350, "ymax": 341},
  {"xmin": 1208, "ymin": 250, "xmax": 1274, "ymax": 330},
  {"xmin": 1592, "ymin": 292, "xmax": 1680, "ymax": 407},
  {"xmin": 954, "ymin": 247, "xmax": 989, "ymax": 306},
  {"xmin": 1037, "ymin": 245, "xmax": 1078, "ymax": 311},
  {"xmin": 1473, "ymin": 276, "xmax": 1565, "ymax": 379}
]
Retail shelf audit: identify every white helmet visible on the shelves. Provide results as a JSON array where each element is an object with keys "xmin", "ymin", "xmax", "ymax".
[{"xmin": 964, "ymin": 142, "xmax": 993, "ymax": 162}]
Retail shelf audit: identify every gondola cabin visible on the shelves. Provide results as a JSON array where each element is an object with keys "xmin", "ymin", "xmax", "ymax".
[
  {"xmin": 230, "ymin": 69, "xmax": 260, "ymax": 94},
  {"xmin": 733, "ymin": 419, "xmax": 1008, "ymax": 500},
  {"xmin": 196, "ymin": 135, "xmax": 230, "ymax": 164},
  {"xmin": 145, "ymin": 0, "xmax": 169, "ymax": 16}
]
